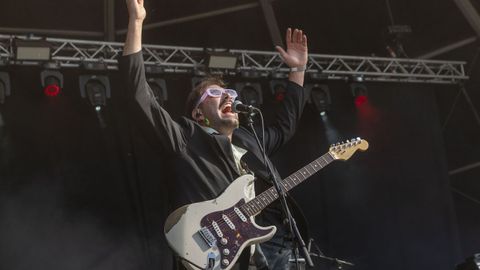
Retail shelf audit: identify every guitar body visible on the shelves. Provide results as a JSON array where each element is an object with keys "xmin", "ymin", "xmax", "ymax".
[
  {"xmin": 164, "ymin": 175, "xmax": 276, "ymax": 270},
  {"xmin": 164, "ymin": 138, "xmax": 369, "ymax": 270}
]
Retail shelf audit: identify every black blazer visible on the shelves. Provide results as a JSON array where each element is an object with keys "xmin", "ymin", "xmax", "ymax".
[{"xmin": 119, "ymin": 52, "xmax": 308, "ymax": 232}]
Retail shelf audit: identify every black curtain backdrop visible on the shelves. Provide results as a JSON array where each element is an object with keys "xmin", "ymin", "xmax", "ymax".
[{"xmin": 0, "ymin": 66, "xmax": 466, "ymax": 270}]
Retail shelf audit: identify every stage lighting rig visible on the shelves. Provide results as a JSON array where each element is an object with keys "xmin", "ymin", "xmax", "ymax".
[
  {"xmin": 235, "ymin": 82, "xmax": 263, "ymax": 107},
  {"xmin": 145, "ymin": 65, "xmax": 168, "ymax": 106},
  {"xmin": 41, "ymin": 70, "xmax": 63, "ymax": 97},
  {"xmin": 0, "ymin": 72, "xmax": 11, "ymax": 104},
  {"xmin": 306, "ymin": 84, "xmax": 331, "ymax": 115},
  {"xmin": 81, "ymin": 61, "xmax": 108, "ymax": 71},
  {"xmin": 350, "ymin": 82, "xmax": 368, "ymax": 106},
  {"xmin": 207, "ymin": 53, "xmax": 238, "ymax": 70},
  {"xmin": 147, "ymin": 78, "xmax": 168, "ymax": 106},
  {"xmin": 79, "ymin": 75, "xmax": 111, "ymax": 110},
  {"xmin": 269, "ymin": 80, "xmax": 287, "ymax": 102},
  {"xmin": 14, "ymin": 39, "xmax": 52, "ymax": 61},
  {"xmin": 241, "ymin": 70, "xmax": 262, "ymax": 79}
]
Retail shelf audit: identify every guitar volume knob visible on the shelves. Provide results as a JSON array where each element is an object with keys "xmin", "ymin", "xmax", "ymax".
[
  {"xmin": 223, "ymin": 249, "xmax": 230, "ymax": 256},
  {"xmin": 220, "ymin": 238, "xmax": 228, "ymax": 245},
  {"xmin": 222, "ymin": 259, "xmax": 230, "ymax": 266}
]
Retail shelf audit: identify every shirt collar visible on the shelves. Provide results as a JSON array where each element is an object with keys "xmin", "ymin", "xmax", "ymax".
[
  {"xmin": 201, "ymin": 126, "xmax": 247, "ymax": 156},
  {"xmin": 202, "ymin": 126, "xmax": 220, "ymax": 135}
]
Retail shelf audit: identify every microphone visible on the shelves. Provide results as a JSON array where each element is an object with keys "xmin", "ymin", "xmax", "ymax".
[{"xmin": 232, "ymin": 100, "xmax": 256, "ymax": 114}]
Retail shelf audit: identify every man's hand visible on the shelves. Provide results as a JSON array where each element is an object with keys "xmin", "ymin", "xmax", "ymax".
[
  {"xmin": 126, "ymin": 0, "xmax": 146, "ymax": 22},
  {"xmin": 123, "ymin": 0, "xmax": 146, "ymax": 55},
  {"xmin": 275, "ymin": 28, "xmax": 308, "ymax": 68}
]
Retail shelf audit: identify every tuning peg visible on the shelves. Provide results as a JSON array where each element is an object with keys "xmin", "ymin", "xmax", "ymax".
[{"xmin": 356, "ymin": 137, "xmax": 361, "ymax": 141}]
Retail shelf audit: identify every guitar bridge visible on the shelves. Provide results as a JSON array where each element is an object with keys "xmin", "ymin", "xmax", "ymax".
[{"xmin": 199, "ymin": 227, "xmax": 216, "ymax": 247}]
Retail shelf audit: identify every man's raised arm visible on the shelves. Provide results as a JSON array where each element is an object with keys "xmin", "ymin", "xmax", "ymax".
[
  {"xmin": 123, "ymin": 0, "xmax": 146, "ymax": 56},
  {"xmin": 275, "ymin": 28, "xmax": 308, "ymax": 86}
]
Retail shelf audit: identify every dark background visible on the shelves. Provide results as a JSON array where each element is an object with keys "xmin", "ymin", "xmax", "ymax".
[{"xmin": 1, "ymin": 0, "xmax": 480, "ymax": 270}]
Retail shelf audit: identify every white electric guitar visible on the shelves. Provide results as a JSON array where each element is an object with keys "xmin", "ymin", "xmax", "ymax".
[{"xmin": 164, "ymin": 138, "xmax": 369, "ymax": 270}]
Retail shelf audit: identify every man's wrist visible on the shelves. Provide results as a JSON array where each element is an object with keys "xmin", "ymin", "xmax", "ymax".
[
  {"xmin": 289, "ymin": 65, "xmax": 307, "ymax": 72},
  {"xmin": 129, "ymin": 18, "xmax": 144, "ymax": 25}
]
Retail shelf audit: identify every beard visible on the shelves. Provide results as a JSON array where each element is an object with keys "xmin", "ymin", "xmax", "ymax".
[
  {"xmin": 209, "ymin": 115, "xmax": 239, "ymax": 133},
  {"xmin": 217, "ymin": 117, "xmax": 239, "ymax": 129}
]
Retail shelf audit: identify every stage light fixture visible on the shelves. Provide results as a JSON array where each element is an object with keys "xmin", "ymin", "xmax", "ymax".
[
  {"xmin": 41, "ymin": 70, "xmax": 63, "ymax": 97},
  {"xmin": 0, "ymin": 72, "xmax": 11, "ymax": 104},
  {"xmin": 14, "ymin": 39, "xmax": 51, "ymax": 61},
  {"xmin": 241, "ymin": 70, "xmax": 262, "ymax": 79},
  {"xmin": 306, "ymin": 84, "xmax": 331, "ymax": 115},
  {"xmin": 82, "ymin": 61, "xmax": 108, "ymax": 71},
  {"xmin": 350, "ymin": 74, "xmax": 364, "ymax": 83},
  {"xmin": 269, "ymin": 80, "xmax": 287, "ymax": 102},
  {"xmin": 271, "ymin": 72, "xmax": 288, "ymax": 79},
  {"xmin": 147, "ymin": 78, "xmax": 168, "ymax": 106},
  {"xmin": 145, "ymin": 65, "xmax": 164, "ymax": 74},
  {"xmin": 310, "ymin": 72, "xmax": 329, "ymax": 81},
  {"xmin": 350, "ymin": 82, "xmax": 368, "ymax": 106},
  {"xmin": 235, "ymin": 82, "xmax": 263, "ymax": 106},
  {"xmin": 207, "ymin": 53, "xmax": 238, "ymax": 70},
  {"xmin": 79, "ymin": 75, "xmax": 111, "ymax": 109}
]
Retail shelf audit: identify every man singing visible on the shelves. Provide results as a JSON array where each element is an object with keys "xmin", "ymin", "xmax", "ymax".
[{"xmin": 120, "ymin": 0, "xmax": 309, "ymax": 269}]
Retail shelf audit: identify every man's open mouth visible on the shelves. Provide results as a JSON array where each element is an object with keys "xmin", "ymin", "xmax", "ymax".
[{"xmin": 221, "ymin": 105, "xmax": 232, "ymax": 114}]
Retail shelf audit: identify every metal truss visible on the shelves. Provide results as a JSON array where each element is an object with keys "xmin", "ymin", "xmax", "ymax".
[{"xmin": 0, "ymin": 34, "xmax": 469, "ymax": 84}]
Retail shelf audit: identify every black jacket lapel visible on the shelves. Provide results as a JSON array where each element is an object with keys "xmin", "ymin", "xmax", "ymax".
[{"xmin": 212, "ymin": 134, "xmax": 240, "ymax": 176}]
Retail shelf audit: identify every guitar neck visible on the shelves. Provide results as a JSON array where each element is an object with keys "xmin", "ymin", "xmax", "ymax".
[{"xmin": 240, "ymin": 152, "xmax": 335, "ymax": 217}]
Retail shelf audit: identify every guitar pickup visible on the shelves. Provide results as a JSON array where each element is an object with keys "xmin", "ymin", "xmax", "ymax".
[{"xmin": 199, "ymin": 227, "xmax": 216, "ymax": 247}]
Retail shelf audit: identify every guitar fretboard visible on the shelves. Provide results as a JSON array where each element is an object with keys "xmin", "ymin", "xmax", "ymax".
[{"xmin": 240, "ymin": 152, "xmax": 335, "ymax": 217}]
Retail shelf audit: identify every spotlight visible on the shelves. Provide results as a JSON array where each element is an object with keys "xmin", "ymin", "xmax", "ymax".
[
  {"xmin": 235, "ymin": 82, "xmax": 263, "ymax": 106},
  {"xmin": 14, "ymin": 39, "xmax": 51, "ymax": 61},
  {"xmin": 350, "ymin": 82, "xmax": 368, "ymax": 106},
  {"xmin": 306, "ymin": 84, "xmax": 331, "ymax": 115},
  {"xmin": 41, "ymin": 70, "xmax": 63, "ymax": 97},
  {"xmin": 0, "ymin": 72, "xmax": 11, "ymax": 104},
  {"xmin": 207, "ymin": 53, "xmax": 238, "ymax": 70},
  {"xmin": 350, "ymin": 74, "xmax": 364, "ymax": 83},
  {"xmin": 79, "ymin": 75, "xmax": 111, "ymax": 108},
  {"xmin": 269, "ymin": 80, "xmax": 287, "ymax": 102},
  {"xmin": 147, "ymin": 78, "xmax": 168, "ymax": 106}
]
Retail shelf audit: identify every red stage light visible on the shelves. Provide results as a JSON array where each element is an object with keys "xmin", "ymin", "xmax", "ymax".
[
  {"xmin": 43, "ymin": 83, "xmax": 61, "ymax": 97},
  {"xmin": 354, "ymin": 95, "xmax": 368, "ymax": 106},
  {"xmin": 274, "ymin": 92, "xmax": 285, "ymax": 102},
  {"xmin": 41, "ymin": 70, "xmax": 63, "ymax": 97}
]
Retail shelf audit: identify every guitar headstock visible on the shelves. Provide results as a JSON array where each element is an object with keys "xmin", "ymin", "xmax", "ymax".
[{"xmin": 329, "ymin": 137, "xmax": 369, "ymax": 161}]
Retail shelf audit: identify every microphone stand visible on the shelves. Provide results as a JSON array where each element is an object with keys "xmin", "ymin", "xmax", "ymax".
[
  {"xmin": 308, "ymin": 238, "xmax": 355, "ymax": 270},
  {"xmin": 246, "ymin": 109, "xmax": 314, "ymax": 270}
]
